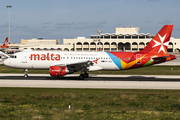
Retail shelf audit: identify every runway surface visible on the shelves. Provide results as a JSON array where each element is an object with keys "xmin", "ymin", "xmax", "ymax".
[{"xmin": 0, "ymin": 74, "xmax": 180, "ymax": 89}]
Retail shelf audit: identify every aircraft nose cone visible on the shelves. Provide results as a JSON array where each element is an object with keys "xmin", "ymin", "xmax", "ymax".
[{"xmin": 3, "ymin": 59, "xmax": 10, "ymax": 66}]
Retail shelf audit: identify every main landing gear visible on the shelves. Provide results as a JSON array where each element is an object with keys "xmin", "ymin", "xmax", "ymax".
[
  {"xmin": 24, "ymin": 69, "xmax": 29, "ymax": 78},
  {"xmin": 79, "ymin": 72, "xmax": 89, "ymax": 80}
]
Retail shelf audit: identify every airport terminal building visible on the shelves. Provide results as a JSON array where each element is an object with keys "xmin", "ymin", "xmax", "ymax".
[{"xmin": 18, "ymin": 27, "xmax": 180, "ymax": 52}]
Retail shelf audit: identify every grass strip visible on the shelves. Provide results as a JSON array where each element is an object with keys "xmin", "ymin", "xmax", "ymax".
[{"xmin": 0, "ymin": 88, "xmax": 180, "ymax": 119}]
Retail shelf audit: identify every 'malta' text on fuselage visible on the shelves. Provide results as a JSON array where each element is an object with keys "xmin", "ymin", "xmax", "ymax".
[{"xmin": 30, "ymin": 53, "xmax": 60, "ymax": 61}]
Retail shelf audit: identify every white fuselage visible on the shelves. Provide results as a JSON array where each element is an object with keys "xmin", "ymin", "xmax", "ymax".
[{"xmin": 4, "ymin": 51, "xmax": 121, "ymax": 71}]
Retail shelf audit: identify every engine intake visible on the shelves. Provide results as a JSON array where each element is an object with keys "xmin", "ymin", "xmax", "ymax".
[{"xmin": 49, "ymin": 66, "xmax": 68, "ymax": 77}]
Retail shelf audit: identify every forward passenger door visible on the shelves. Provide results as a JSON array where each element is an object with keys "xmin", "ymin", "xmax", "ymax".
[{"xmin": 22, "ymin": 53, "xmax": 27, "ymax": 63}]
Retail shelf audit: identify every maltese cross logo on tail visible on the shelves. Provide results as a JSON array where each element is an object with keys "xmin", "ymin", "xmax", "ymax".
[{"xmin": 152, "ymin": 34, "xmax": 169, "ymax": 53}]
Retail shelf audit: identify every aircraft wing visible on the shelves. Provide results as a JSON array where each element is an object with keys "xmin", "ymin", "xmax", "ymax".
[
  {"xmin": 0, "ymin": 47, "xmax": 19, "ymax": 51},
  {"xmin": 0, "ymin": 48, "xmax": 7, "ymax": 51},
  {"xmin": 66, "ymin": 60, "xmax": 93, "ymax": 72},
  {"xmin": 52, "ymin": 60, "xmax": 100, "ymax": 73}
]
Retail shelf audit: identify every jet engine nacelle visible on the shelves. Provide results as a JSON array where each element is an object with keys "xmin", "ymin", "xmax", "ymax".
[{"xmin": 49, "ymin": 66, "xmax": 69, "ymax": 77}]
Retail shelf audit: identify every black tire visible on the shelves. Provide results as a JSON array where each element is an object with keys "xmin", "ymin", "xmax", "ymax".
[
  {"xmin": 79, "ymin": 74, "xmax": 84, "ymax": 80},
  {"xmin": 24, "ymin": 74, "xmax": 28, "ymax": 78},
  {"xmin": 83, "ymin": 73, "xmax": 89, "ymax": 78}
]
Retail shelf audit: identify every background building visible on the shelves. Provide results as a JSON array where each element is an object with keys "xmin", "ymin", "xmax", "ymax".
[
  {"xmin": 12, "ymin": 27, "xmax": 180, "ymax": 53},
  {"xmin": 19, "ymin": 38, "xmax": 62, "ymax": 51},
  {"xmin": 63, "ymin": 27, "xmax": 179, "ymax": 52}
]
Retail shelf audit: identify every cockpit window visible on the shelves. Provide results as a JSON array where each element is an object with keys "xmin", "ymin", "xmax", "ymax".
[{"xmin": 10, "ymin": 55, "xmax": 17, "ymax": 59}]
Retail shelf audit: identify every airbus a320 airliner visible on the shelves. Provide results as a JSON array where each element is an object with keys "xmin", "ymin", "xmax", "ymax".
[
  {"xmin": 0, "ymin": 37, "xmax": 9, "ymax": 50},
  {"xmin": 4, "ymin": 25, "xmax": 176, "ymax": 79}
]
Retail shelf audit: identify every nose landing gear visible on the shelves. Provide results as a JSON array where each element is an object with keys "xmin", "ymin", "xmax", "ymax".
[{"xmin": 24, "ymin": 69, "xmax": 29, "ymax": 78}]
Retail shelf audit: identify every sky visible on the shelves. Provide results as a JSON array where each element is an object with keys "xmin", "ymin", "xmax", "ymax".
[{"xmin": 0, "ymin": 0, "xmax": 180, "ymax": 44}]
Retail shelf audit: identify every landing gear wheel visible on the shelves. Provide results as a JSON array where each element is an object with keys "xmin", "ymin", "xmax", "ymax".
[
  {"xmin": 24, "ymin": 69, "xmax": 29, "ymax": 78},
  {"xmin": 79, "ymin": 74, "xmax": 84, "ymax": 80},
  {"xmin": 83, "ymin": 72, "xmax": 89, "ymax": 78},
  {"xmin": 24, "ymin": 74, "xmax": 28, "ymax": 78}
]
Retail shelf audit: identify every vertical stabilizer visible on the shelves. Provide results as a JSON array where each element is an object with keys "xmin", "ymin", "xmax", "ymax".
[
  {"xmin": 139, "ymin": 25, "xmax": 173, "ymax": 54},
  {"xmin": 3, "ymin": 37, "xmax": 8, "ymax": 46}
]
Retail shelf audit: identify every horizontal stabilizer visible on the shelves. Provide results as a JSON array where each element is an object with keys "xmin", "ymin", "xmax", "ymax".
[{"xmin": 152, "ymin": 55, "xmax": 176, "ymax": 64}]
